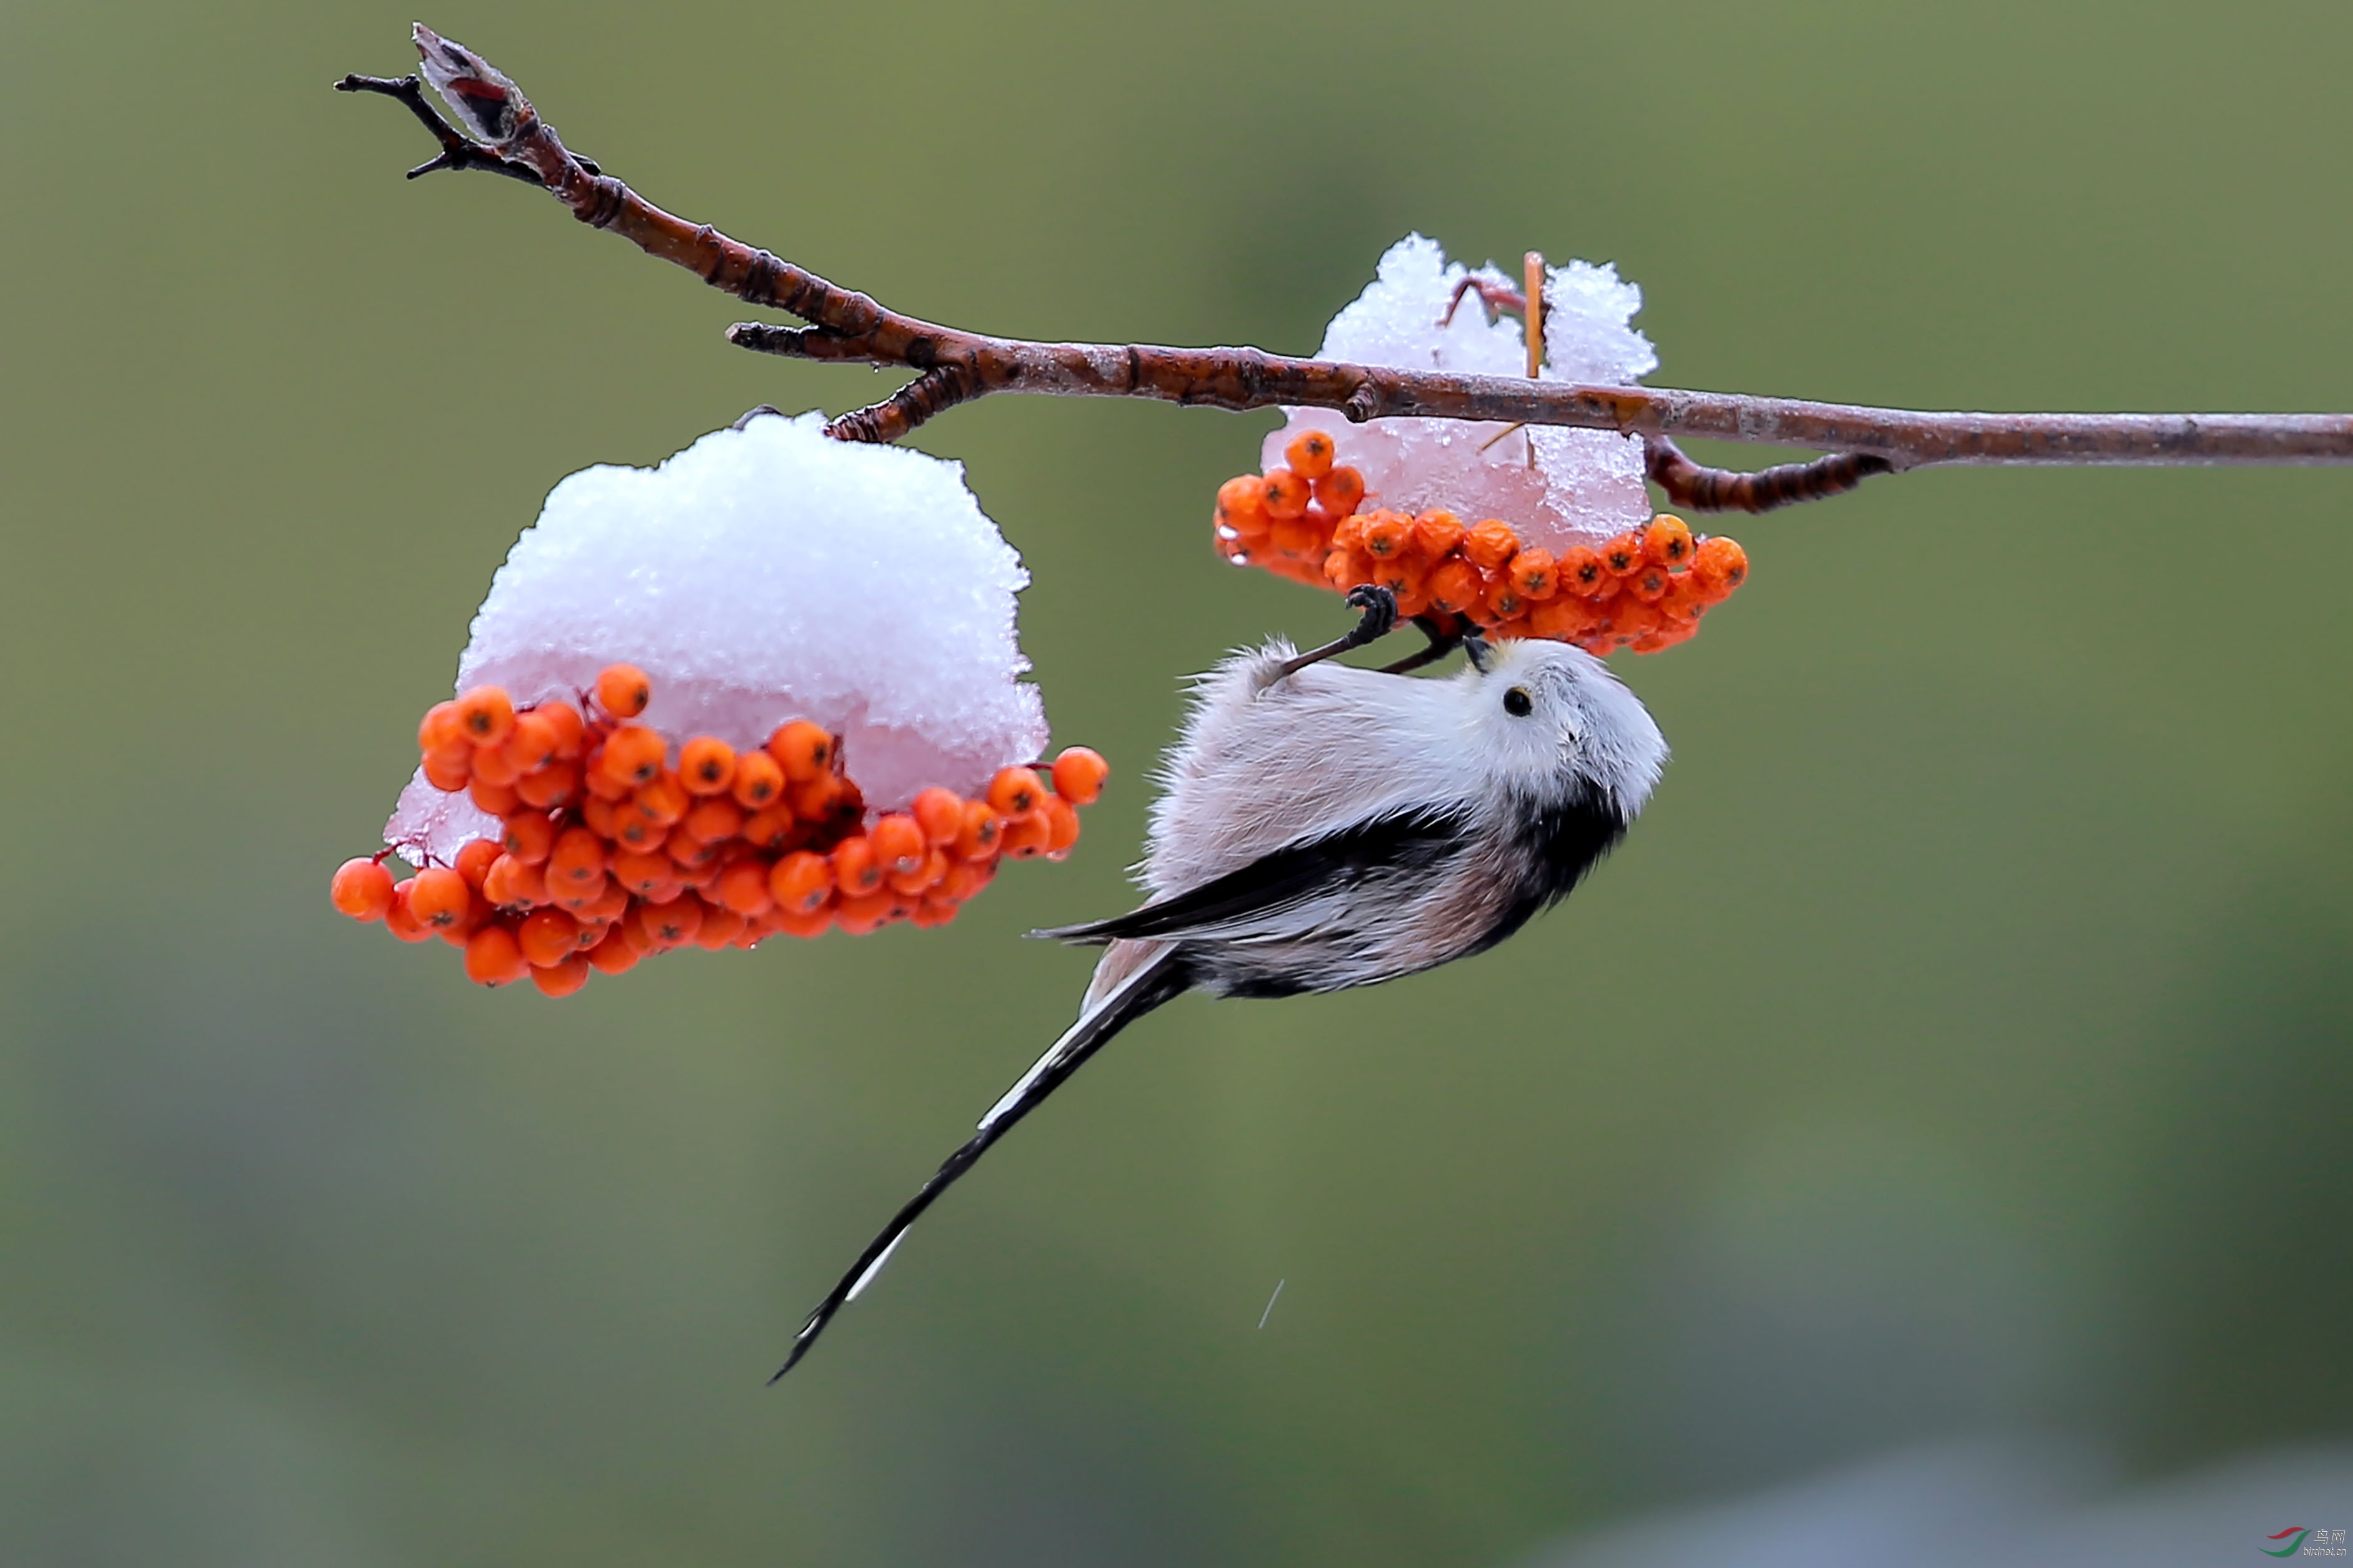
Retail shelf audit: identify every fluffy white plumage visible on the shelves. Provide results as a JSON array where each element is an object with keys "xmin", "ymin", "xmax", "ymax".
[{"xmin": 781, "ymin": 629, "xmax": 1667, "ymax": 1376}]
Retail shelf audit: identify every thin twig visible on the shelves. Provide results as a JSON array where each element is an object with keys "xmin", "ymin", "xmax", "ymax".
[{"xmin": 346, "ymin": 26, "xmax": 2353, "ymax": 509}]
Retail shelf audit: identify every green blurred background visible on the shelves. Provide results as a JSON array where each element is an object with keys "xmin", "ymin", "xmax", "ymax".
[{"xmin": 4, "ymin": 2, "xmax": 2350, "ymax": 1562}]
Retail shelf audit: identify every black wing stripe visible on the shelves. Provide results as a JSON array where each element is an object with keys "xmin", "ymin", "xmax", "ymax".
[{"xmin": 1034, "ymin": 804, "xmax": 1473, "ymax": 946}]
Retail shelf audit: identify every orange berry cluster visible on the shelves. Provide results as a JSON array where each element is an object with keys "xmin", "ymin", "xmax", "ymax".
[
  {"xmin": 330, "ymin": 663, "xmax": 1110, "ymax": 996},
  {"xmin": 1214, "ymin": 431, "xmax": 1750, "ymax": 655}
]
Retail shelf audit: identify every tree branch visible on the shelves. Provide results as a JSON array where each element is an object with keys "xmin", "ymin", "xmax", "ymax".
[{"xmin": 346, "ymin": 25, "xmax": 2353, "ymax": 514}]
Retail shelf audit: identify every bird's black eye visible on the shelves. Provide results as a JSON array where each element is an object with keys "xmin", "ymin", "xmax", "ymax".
[{"xmin": 1503, "ymin": 686, "xmax": 1534, "ymax": 717}]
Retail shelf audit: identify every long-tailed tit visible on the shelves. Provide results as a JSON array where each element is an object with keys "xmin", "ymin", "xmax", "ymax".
[{"xmin": 774, "ymin": 590, "xmax": 1667, "ymax": 1377}]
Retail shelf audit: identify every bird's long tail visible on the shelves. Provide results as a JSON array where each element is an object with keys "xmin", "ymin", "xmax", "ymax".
[{"xmin": 770, "ymin": 944, "xmax": 1189, "ymax": 1381}]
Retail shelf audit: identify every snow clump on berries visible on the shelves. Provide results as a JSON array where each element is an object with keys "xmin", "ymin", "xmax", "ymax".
[
  {"xmin": 388, "ymin": 411, "xmax": 1046, "ymax": 865},
  {"xmin": 1263, "ymin": 233, "xmax": 1658, "ymax": 552}
]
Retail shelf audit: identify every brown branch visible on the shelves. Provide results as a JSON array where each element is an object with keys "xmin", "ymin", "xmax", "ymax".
[
  {"xmin": 1646, "ymin": 436, "xmax": 1895, "ymax": 514},
  {"xmin": 349, "ymin": 25, "xmax": 2353, "ymax": 501}
]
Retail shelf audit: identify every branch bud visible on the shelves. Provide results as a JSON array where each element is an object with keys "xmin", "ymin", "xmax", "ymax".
[{"xmin": 413, "ymin": 23, "xmax": 531, "ymax": 145}]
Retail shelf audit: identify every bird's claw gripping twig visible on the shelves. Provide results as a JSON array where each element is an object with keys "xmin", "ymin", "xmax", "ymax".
[{"xmin": 1273, "ymin": 586, "xmax": 1401, "ymax": 680}]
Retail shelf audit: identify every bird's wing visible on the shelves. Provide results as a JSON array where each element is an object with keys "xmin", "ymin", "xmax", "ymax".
[{"xmin": 1031, "ymin": 803, "xmax": 1472, "ymax": 947}]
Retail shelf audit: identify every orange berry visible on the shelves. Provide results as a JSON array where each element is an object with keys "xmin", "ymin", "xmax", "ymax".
[
  {"xmin": 870, "ymin": 813, "xmax": 926, "ymax": 876},
  {"xmin": 1482, "ymin": 579, "xmax": 1525, "ymax": 624},
  {"xmin": 635, "ymin": 896, "xmax": 702, "ymax": 949},
  {"xmin": 1642, "ymin": 514, "xmax": 1695, "ymax": 569},
  {"xmin": 1262, "ymin": 468, "xmax": 1311, "ymax": 521},
  {"xmin": 773, "ymin": 906, "xmax": 833, "ymax": 940},
  {"xmin": 1507, "ymin": 548, "xmax": 1558, "ymax": 600},
  {"xmin": 716, "ymin": 860, "xmax": 775, "ymax": 917},
  {"xmin": 407, "ymin": 866, "xmax": 471, "ymax": 929},
  {"xmin": 1558, "ymin": 545, "xmax": 1608, "ymax": 597},
  {"xmin": 1530, "ymin": 595, "xmax": 1602, "ymax": 640},
  {"xmin": 1050, "ymin": 747, "xmax": 1109, "ymax": 806},
  {"xmin": 552, "ymin": 872, "xmax": 611, "ymax": 915},
  {"xmin": 1323, "ymin": 546, "xmax": 1372, "ymax": 591},
  {"xmin": 768, "ymin": 850, "xmax": 834, "ymax": 914},
  {"xmin": 469, "ymin": 742, "xmax": 523, "ymax": 788},
  {"xmin": 418, "ymin": 700, "xmax": 468, "ymax": 755},
  {"xmin": 617, "ymin": 908, "xmax": 658, "ymax": 955},
  {"xmin": 831, "ymin": 835, "xmax": 883, "ymax": 897},
  {"xmin": 610, "ymin": 848, "xmax": 677, "ymax": 898},
  {"xmin": 1656, "ymin": 574, "xmax": 1707, "ymax": 624},
  {"xmin": 455, "ymin": 685, "xmax": 516, "ymax": 747},
  {"xmin": 911, "ymin": 786, "xmax": 965, "ymax": 846},
  {"xmin": 988, "ymin": 766, "xmax": 1045, "ymax": 820},
  {"xmin": 693, "ymin": 902, "xmax": 747, "ymax": 951},
  {"xmin": 667, "ymin": 833, "xmax": 720, "ymax": 871},
  {"xmin": 731, "ymin": 749, "xmax": 785, "ymax": 809},
  {"xmin": 1216, "ymin": 474, "xmax": 1272, "ymax": 538},
  {"xmin": 330, "ymin": 857, "xmax": 395, "ymax": 921},
  {"xmin": 678, "ymin": 736, "xmax": 736, "ymax": 795},
  {"xmin": 888, "ymin": 847, "xmax": 949, "ymax": 897},
  {"xmin": 497, "ymin": 811, "xmax": 554, "ymax": 865},
  {"xmin": 595, "ymin": 663, "xmax": 651, "ymax": 719},
  {"xmin": 630, "ymin": 773, "xmax": 690, "ymax": 828},
  {"xmin": 585, "ymin": 925, "xmax": 640, "ymax": 976},
  {"xmin": 1600, "ymin": 531, "xmax": 1646, "ymax": 576},
  {"xmin": 1039, "ymin": 794, "xmax": 1081, "ymax": 858},
  {"xmin": 384, "ymin": 880, "xmax": 433, "ymax": 942},
  {"xmin": 740, "ymin": 803, "xmax": 796, "ymax": 850},
  {"xmin": 517, "ymin": 908, "xmax": 582, "ymax": 968},
  {"xmin": 1313, "ymin": 465, "xmax": 1365, "ymax": 517},
  {"xmin": 1409, "ymin": 510, "xmax": 1466, "ymax": 562},
  {"xmin": 912, "ymin": 896, "xmax": 959, "ymax": 929},
  {"xmin": 599, "ymin": 725, "xmax": 667, "ymax": 789},
  {"xmin": 953, "ymin": 800, "xmax": 1004, "ymax": 861},
  {"xmin": 482, "ymin": 854, "xmax": 547, "ymax": 909},
  {"xmin": 831, "ymin": 892, "xmax": 893, "ymax": 936},
  {"xmin": 683, "ymin": 796, "xmax": 744, "ymax": 844},
  {"xmin": 438, "ymin": 884, "xmax": 492, "ymax": 944},
  {"xmin": 616, "ymin": 843, "xmax": 682, "ymax": 889},
  {"xmin": 421, "ymin": 747, "xmax": 472, "ymax": 793},
  {"xmin": 940, "ymin": 857, "xmax": 996, "ymax": 903},
  {"xmin": 1268, "ymin": 517, "xmax": 1324, "ymax": 561},
  {"xmin": 1602, "ymin": 594, "xmax": 1661, "ymax": 644},
  {"xmin": 1691, "ymin": 536, "xmax": 1749, "ymax": 599},
  {"xmin": 612, "ymin": 813, "xmax": 667, "ymax": 853},
  {"xmin": 1426, "ymin": 559, "xmax": 1484, "ymax": 615},
  {"xmin": 499, "ymin": 710, "xmax": 559, "ymax": 773},
  {"xmin": 1365, "ymin": 554, "xmax": 1426, "ymax": 607},
  {"xmin": 452, "ymin": 838, "xmax": 502, "ymax": 890},
  {"xmin": 1284, "ymin": 429, "xmax": 1338, "ymax": 479},
  {"xmin": 581, "ymin": 795, "xmax": 622, "ymax": 841},
  {"xmin": 1000, "ymin": 812, "xmax": 1052, "ymax": 859},
  {"xmin": 582, "ymin": 754, "xmax": 634, "ymax": 801},
  {"xmin": 514, "ymin": 760, "xmax": 579, "ymax": 810},
  {"xmin": 531, "ymin": 953, "xmax": 592, "ymax": 997},
  {"xmin": 534, "ymin": 700, "xmax": 585, "ymax": 759},
  {"xmin": 1462, "ymin": 520, "xmax": 1519, "ymax": 573},
  {"xmin": 1630, "ymin": 564, "xmax": 1672, "ymax": 602},
  {"xmin": 786, "ymin": 773, "xmax": 841, "ymax": 821},
  {"xmin": 1330, "ymin": 512, "xmax": 1367, "ymax": 551},
  {"xmin": 461, "ymin": 923, "xmax": 528, "ymax": 986},
  {"xmin": 546, "ymin": 826, "xmax": 608, "ymax": 889},
  {"xmin": 767, "ymin": 720, "xmax": 834, "ymax": 782},
  {"xmin": 1361, "ymin": 511, "xmax": 1410, "ymax": 559},
  {"xmin": 1632, "ymin": 619, "xmax": 1700, "ymax": 653}
]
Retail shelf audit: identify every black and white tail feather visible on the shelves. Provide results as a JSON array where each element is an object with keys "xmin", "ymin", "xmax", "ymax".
[{"xmin": 773, "ymin": 612, "xmax": 1666, "ymax": 1379}]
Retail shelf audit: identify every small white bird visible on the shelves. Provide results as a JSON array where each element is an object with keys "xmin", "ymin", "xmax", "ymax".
[{"xmin": 774, "ymin": 592, "xmax": 1667, "ymax": 1377}]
